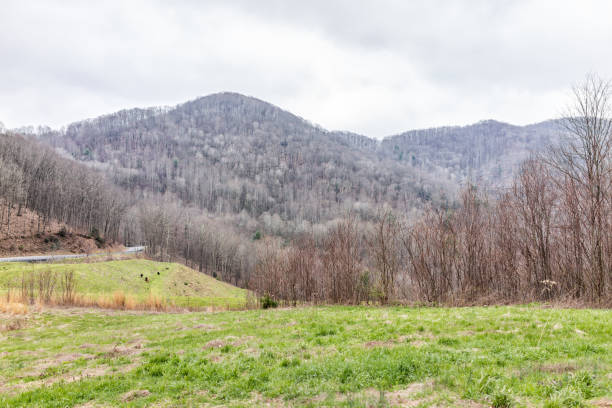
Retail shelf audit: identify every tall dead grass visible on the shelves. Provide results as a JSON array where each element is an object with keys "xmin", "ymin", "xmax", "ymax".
[
  {"xmin": 0, "ymin": 289, "xmax": 29, "ymax": 315},
  {"xmin": 57, "ymin": 291, "xmax": 169, "ymax": 311},
  {"xmin": 2, "ymin": 269, "xmax": 175, "ymax": 312}
]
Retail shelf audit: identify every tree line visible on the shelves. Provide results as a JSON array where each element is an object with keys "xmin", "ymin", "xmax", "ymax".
[{"xmin": 248, "ymin": 76, "xmax": 611, "ymax": 305}]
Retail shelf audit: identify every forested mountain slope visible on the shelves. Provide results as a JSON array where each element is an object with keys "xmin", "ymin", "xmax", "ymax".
[
  {"xmin": 10, "ymin": 92, "xmax": 566, "ymax": 243},
  {"xmin": 34, "ymin": 93, "xmax": 564, "ymax": 229},
  {"xmin": 37, "ymin": 93, "xmax": 452, "ymax": 228},
  {"xmin": 0, "ymin": 133, "xmax": 128, "ymax": 254},
  {"xmin": 379, "ymin": 119, "xmax": 562, "ymax": 186}
]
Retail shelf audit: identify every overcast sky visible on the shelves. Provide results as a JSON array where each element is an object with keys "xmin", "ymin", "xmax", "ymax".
[{"xmin": 2, "ymin": 1, "xmax": 611, "ymax": 138}]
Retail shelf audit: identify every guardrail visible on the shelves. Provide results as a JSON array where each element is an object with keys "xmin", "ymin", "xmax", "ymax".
[{"xmin": 0, "ymin": 246, "xmax": 145, "ymax": 263}]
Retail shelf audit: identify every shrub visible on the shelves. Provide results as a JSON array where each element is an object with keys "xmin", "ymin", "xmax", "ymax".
[
  {"xmin": 90, "ymin": 227, "xmax": 105, "ymax": 247},
  {"xmin": 492, "ymin": 392, "xmax": 513, "ymax": 408},
  {"xmin": 57, "ymin": 226, "xmax": 67, "ymax": 237},
  {"xmin": 20, "ymin": 272, "xmax": 36, "ymax": 304},
  {"xmin": 37, "ymin": 269, "xmax": 57, "ymax": 303},
  {"xmin": 94, "ymin": 236, "xmax": 105, "ymax": 247},
  {"xmin": 261, "ymin": 294, "xmax": 278, "ymax": 309},
  {"xmin": 60, "ymin": 270, "xmax": 77, "ymax": 304}
]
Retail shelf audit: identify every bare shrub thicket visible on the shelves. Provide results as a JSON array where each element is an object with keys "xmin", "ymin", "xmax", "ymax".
[
  {"xmin": 37, "ymin": 269, "xmax": 57, "ymax": 303},
  {"xmin": 250, "ymin": 76, "xmax": 611, "ymax": 305},
  {"xmin": 60, "ymin": 270, "xmax": 77, "ymax": 304},
  {"xmin": 322, "ymin": 215, "xmax": 365, "ymax": 304},
  {"xmin": 368, "ymin": 209, "xmax": 402, "ymax": 304},
  {"xmin": 400, "ymin": 75, "xmax": 611, "ymax": 304},
  {"xmin": 249, "ymin": 216, "xmax": 370, "ymax": 305},
  {"xmin": 16, "ymin": 269, "xmax": 57, "ymax": 305},
  {"xmin": 0, "ymin": 133, "xmax": 128, "ymax": 241}
]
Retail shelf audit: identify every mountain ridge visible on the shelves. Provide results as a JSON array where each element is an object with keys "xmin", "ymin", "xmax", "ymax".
[
  {"xmin": 13, "ymin": 91, "xmax": 560, "ymax": 145},
  {"xmin": 15, "ymin": 92, "xmax": 565, "ymax": 231}
]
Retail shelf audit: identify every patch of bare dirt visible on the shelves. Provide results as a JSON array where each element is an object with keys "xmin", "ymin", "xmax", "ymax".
[
  {"xmin": 79, "ymin": 343, "xmax": 98, "ymax": 349},
  {"xmin": 104, "ymin": 342, "xmax": 146, "ymax": 357},
  {"xmin": 208, "ymin": 354, "xmax": 224, "ymax": 363},
  {"xmin": 248, "ymin": 392, "xmax": 287, "ymax": 407},
  {"xmin": 495, "ymin": 328, "xmax": 520, "ymax": 334},
  {"xmin": 312, "ymin": 382, "xmax": 430, "ymax": 407},
  {"xmin": 243, "ymin": 347, "xmax": 260, "ymax": 357},
  {"xmin": 0, "ymin": 202, "xmax": 123, "ymax": 256},
  {"xmin": 203, "ymin": 339, "xmax": 226, "ymax": 349},
  {"xmin": 591, "ymin": 398, "xmax": 612, "ymax": 407},
  {"xmin": 451, "ymin": 399, "xmax": 487, "ymax": 407},
  {"xmin": 538, "ymin": 363, "xmax": 578, "ymax": 373},
  {"xmin": 2, "ymin": 361, "xmax": 140, "ymax": 395},
  {"xmin": 55, "ymin": 353, "xmax": 94, "ymax": 363},
  {"xmin": 19, "ymin": 353, "xmax": 95, "ymax": 378},
  {"xmin": 364, "ymin": 340, "xmax": 395, "ymax": 348},
  {"xmin": 121, "ymin": 389, "xmax": 151, "ymax": 402},
  {"xmin": 203, "ymin": 335, "xmax": 255, "ymax": 350},
  {"xmin": 193, "ymin": 323, "xmax": 218, "ymax": 330},
  {"xmin": 366, "ymin": 382, "xmax": 428, "ymax": 407},
  {"xmin": 0, "ymin": 317, "xmax": 27, "ymax": 332}
]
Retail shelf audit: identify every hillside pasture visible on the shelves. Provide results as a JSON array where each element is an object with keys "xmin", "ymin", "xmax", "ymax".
[
  {"xmin": 0, "ymin": 259, "xmax": 247, "ymax": 310},
  {"xmin": 0, "ymin": 305, "xmax": 610, "ymax": 407}
]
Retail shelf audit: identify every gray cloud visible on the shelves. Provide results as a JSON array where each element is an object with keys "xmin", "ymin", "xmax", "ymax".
[{"xmin": 1, "ymin": 0, "xmax": 611, "ymax": 137}]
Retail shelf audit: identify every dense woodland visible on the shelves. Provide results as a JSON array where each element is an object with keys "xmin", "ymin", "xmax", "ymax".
[
  {"xmin": 380, "ymin": 119, "xmax": 562, "ymax": 186},
  {"xmin": 0, "ymin": 133, "xmax": 128, "ymax": 241},
  {"xmin": 2, "ymin": 77, "xmax": 610, "ymax": 304},
  {"xmin": 250, "ymin": 77, "xmax": 612, "ymax": 304},
  {"xmin": 36, "ymin": 93, "xmax": 454, "ymax": 233}
]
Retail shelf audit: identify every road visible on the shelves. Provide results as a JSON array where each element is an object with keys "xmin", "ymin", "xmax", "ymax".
[{"xmin": 0, "ymin": 246, "xmax": 145, "ymax": 263}]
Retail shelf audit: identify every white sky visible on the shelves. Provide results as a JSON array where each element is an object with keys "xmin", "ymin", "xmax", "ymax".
[{"xmin": 2, "ymin": 0, "xmax": 612, "ymax": 138}]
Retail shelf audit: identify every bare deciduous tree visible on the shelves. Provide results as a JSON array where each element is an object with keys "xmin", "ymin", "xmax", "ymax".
[
  {"xmin": 368, "ymin": 209, "xmax": 402, "ymax": 304},
  {"xmin": 547, "ymin": 75, "xmax": 612, "ymax": 299}
]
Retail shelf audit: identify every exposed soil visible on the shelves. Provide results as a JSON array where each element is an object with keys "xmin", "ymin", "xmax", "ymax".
[
  {"xmin": 203, "ymin": 335, "xmax": 255, "ymax": 350},
  {"xmin": 1, "ymin": 360, "xmax": 141, "ymax": 395},
  {"xmin": 121, "ymin": 389, "xmax": 151, "ymax": 402},
  {"xmin": 0, "ymin": 203, "xmax": 123, "ymax": 256},
  {"xmin": 591, "ymin": 398, "xmax": 612, "ymax": 407}
]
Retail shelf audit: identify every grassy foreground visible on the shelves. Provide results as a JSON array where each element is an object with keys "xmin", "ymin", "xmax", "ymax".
[
  {"xmin": 0, "ymin": 259, "xmax": 247, "ymax": 309},
  {"xmin": 0, "ymin": 305, "xmax": 610, "ymax": 407}
]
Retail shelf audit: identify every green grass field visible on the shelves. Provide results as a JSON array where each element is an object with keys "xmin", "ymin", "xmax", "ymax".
[
  {"xmin": 0, "ymin": 259, "xmax": 247, "ymax": 309},
  {"xmin": 1, "ymin": 305, "xmax": 610, "ymax": 407}
]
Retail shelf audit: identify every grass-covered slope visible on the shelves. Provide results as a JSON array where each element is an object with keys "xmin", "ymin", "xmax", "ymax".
[
  {"xmin": 0, "ymin": 259, "xmax": 247, "ymax": 309},
  {"xmin": 1, "ymin": 306, "xmax": 611, "ymax": 407}
]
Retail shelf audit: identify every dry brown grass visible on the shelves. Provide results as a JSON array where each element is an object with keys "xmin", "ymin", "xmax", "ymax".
[
  {"xmin": 1, "ymin": 289, "xmax": 171, "ymax": 312},
  {"xmin": 0, "ymin": 317, "xmax": 26, "ymax": 332},
  {"xmin": 0, "ymin": 300, "xmax": 29, "ymax": 315},
  {"xmin": 0, "ymin": 290, "xmax": 29, "ymax": 314},
  {"xmin": 143, "ymin": 293, "xmax": 166, "ymax": 311},
  {"xmin": 70, "ymin": 292, "xmax": 168, "ymax": 311}
]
